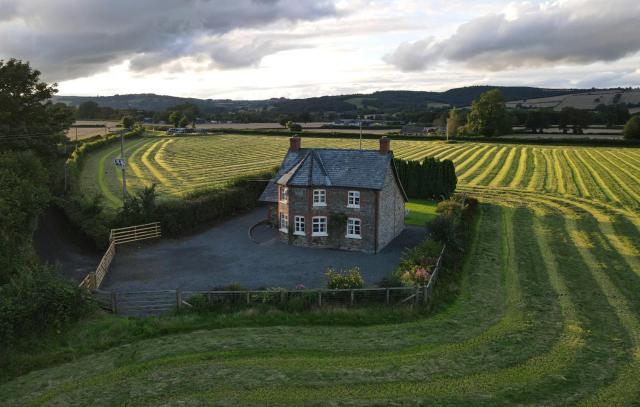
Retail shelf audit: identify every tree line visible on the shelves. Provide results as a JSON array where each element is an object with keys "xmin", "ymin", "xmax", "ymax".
[{"xmin": 445, "ymin": 88, "xmax": 640, "ymax": 139}]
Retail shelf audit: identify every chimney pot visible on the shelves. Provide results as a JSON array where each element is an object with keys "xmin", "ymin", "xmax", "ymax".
[
  {"xmin": 379, "ymin": 137, "xmax": 390, "ymax": 154},
  {"xmin": 290, "ymin": 136, "xmax": 301, "ymax": 151}
]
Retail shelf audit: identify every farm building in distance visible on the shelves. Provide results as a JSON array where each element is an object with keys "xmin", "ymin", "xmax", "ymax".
[{"xmin": 260, "ymin": 136, "xmax": 407, "ymax": 253}]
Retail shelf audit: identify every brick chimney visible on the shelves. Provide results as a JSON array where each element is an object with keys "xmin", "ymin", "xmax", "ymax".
[
  {"xmin": 290, "ymin": 136, "xmax": 301, "ymax": 151},
  {"xmin": 379, "ymin": 137, "xmax": 390, "ymax": 154}
]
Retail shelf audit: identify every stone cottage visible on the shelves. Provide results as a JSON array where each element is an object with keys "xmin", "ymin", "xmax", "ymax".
[{"xmin": 259, "ymin": 136, "xmax": 407, "ymax": 253}]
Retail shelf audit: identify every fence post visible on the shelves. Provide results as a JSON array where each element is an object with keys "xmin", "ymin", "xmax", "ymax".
[
  {"xmin": 423, "ymin": 284, "xmax": 428, "ymax": 304},
  {"xmin": 281, "ymin": 290, "xmax": 286, "ymax": 304},
  {"xmin": 385, "ymin": 288, "xmax": 390, "ymax": 305},
  {"xmin": 110, "ymin": 291, "xmax": 118, "ymax": 314},
  {"xmin": 246, "ymin": 291, "xmax": 250, "ymax": 305},
  {"xmin": 350, "ymin": 290, "xmax": 354, "ymax": 306},
  {"xmin": 318, "ymin": 291, "xmax": 322, "ymax": 307},
  {"xmin": 414, "ymin": 286, "xmax": 420, "ymax": 306},
  {"xmin": 176, "ymin": 289, "xmax": 182, "ymax": 310}
]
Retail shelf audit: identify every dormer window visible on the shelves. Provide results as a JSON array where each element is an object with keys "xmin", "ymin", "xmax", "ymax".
[
  {"xmin": 347, "ymin": 191, "xmax": 360, "ymax": 208},
  {"xmin": 279, "ymin": 186, "xmax": 288, "ymax": 203},
  {"xmin": 313, "ymin": 189, "xmax": 326, "ymax": 206}
]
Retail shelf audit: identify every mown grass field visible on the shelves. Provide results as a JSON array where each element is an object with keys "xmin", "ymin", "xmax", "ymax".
[{"xmin": 4, "ymin": 134, "xmax": 639, "ymax": 404}]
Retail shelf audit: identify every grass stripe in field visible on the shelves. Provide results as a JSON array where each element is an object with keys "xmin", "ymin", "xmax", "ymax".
[
  {"xmin": 467, "ymin": 146, "xmax": 508, "ymax": 186},
  {"xmin": 562, "ymin": 149, "xmax": 591, "ymax": 199},
  {"xmin": 507, "ymin": 146, "xmax": 528, "ymax": 189},
  {"xmin": 550, "ymin": 149, "xmax": 567, "ymax": 195},
  {"xmin": 442, "ymin": 144, "xmax": 482, "ymax": 165},
  {"xmin": 433, "ymin": 144, "xmax": 470, "ymax": 161},
  {"xmin": 581, "ymin": 150, "xmax": 640, "ymax": 208},
  {"xmin": 572, "ymin": 149, "xmax": 623, "ymax": 205},
  {"xmin": 594, "ymin": 150, "xmax": 640, "ymax": 188},
  {"xmin": 457, "ymin": 145, "xmax": 499, "ymax": 181},
  {"xmin": 154, "ymin": 139, "xmax": 188, "ymax": 185},
  {"xmin": 452, "ymin": 145, "xmax": 492, "ymax": 175},
  {"xmin": 526, "ymin": 148, "xmax": 546, "ymax": 192},
  {"xmin": 540, "ymin": 148, "xmax": 556, "ymax": 193},
  {"xmin": 140, "ymin": 139, "xmax": 182, "ymax": 194},
  {"xmin": 492, "ymin": 146, "xmax": 520, "ymax": 187}
]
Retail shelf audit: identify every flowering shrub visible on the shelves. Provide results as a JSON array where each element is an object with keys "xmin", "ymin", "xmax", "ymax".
[
  {"xmin": 392, "ymin": 240, "xmax": 442, "ymax": 287},
  {"xmin": 398, "ymin": 264, "xmax": 432, "ymax": 286},
  {"xmin": 295, "ymin": 283, "xmax": 306, "ymax": 290},
  {"xmin": 325, "ymin": 267, "xmax": 364, "ymax": 289}
]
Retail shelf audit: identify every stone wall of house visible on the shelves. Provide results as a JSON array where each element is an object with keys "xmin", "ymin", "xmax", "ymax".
[
  {"xmin": 377, "ymin": 166, "xmax": 406, "ymax": 250},
  {"xmin": 277, "ymin": 186, "xmax": 377, "ymax": 253}
]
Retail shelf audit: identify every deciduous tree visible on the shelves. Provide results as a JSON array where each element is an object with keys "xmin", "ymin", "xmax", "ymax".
[
  {"xmin": 465, "ymin": 89, "xmax": 511, "ymax": 137},
  {"xmin": 623, "ymin": 116, "xmax": 640, "ymax": 139}
]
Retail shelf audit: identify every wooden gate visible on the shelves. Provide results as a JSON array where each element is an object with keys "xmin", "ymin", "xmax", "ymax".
[{"xmin": 110, "ymin": 222, "xmax": 161, "ymax": 244}]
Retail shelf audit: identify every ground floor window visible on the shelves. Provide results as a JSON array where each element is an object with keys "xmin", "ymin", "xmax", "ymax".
[
  {"xmin": 312, "ymin": 216, "xmax": 328, "ymax": 236},
  {"xmin": 279, "ymin": 212, "xmax": 288, "ymax": 232},
  {"xmin": 346, "ymin": 218, "xmax": 362, "ymax": 239},
  {"xmin": 294, "ymin": 215, "xmax": 305, "ymax": 235}
]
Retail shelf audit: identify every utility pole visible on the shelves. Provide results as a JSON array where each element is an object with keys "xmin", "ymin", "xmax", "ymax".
[
  {"xmin": 120, "ymin": 129, "xmax": 127, "ymax": 204},
  {"xmin": 359, "ymin": 120, "xmax": 363, "ymax": 150}
]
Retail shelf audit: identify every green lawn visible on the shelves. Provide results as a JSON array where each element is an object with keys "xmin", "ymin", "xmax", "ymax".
[{"xmin": 405, "ymin": 199, "xmax": 439, "ymax": 226}]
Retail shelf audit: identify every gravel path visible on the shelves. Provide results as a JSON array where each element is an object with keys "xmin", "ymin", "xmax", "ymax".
[{"xmin": 102, "ymin": 208, "xmax": 424, "ymax": 291}]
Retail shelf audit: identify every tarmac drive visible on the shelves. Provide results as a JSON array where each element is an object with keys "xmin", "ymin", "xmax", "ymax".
[{"xmin": 102, "ymin": 208, "xmax": 424, "ymax": 291}]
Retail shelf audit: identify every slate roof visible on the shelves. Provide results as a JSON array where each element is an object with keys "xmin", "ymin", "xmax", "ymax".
[{"xmin": 259, "ymin": 148, "xmax": 407, "ymax": 202}]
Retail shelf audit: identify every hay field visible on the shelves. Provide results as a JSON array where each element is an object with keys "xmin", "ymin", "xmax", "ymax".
[{"xmin": 10, "ymin": 134, "xmax": 638, "ymax": 404}]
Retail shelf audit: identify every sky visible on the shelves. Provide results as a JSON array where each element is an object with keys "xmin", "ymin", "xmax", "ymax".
[{"xmin": 1, "ymin": 0, "xmax": 639, "ymax": 100}]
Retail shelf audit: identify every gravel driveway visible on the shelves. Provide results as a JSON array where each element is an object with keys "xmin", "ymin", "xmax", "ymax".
[{"xmin": 102, "ymin": 208, "xmax": 424, "ymax": 291}]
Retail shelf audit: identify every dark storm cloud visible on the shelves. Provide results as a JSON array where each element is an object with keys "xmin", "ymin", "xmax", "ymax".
[
  {"xmin": 385, "ymin": 0, "xmax": 640, "ymax": 71},
  {"xmin": 0, "ymin": 0, "xmax": 337, "ymax": 80}
]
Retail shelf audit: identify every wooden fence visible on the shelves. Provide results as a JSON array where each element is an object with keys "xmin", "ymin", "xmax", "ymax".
[
  {"xmin": 79, "ymin": 222, "xmax": 162, "ymax": 290},
  {"xmin": 110, "ymin": 222, "xmax": 161, "ymax": 244},
  {"xmin": 93, "ymin": 244, "xmax": 448, "ymax": 317}
]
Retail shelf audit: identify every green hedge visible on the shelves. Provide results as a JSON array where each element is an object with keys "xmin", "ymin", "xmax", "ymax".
[
  {"xmin": 0, "ymin": 266, "xmax": 94, "ymax": 348},
  {"xmin": 153, "ymin": 172, "xmax": 273, "ymax": 237},
  {"xmin": 394, "ymin": 157, "xmax": 457, "ymax": 199}
]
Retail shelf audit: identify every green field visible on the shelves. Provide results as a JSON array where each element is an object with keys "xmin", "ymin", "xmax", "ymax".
[{"xmin": 4, "ymin": 134, "xmax": 640, "ymax": 404}]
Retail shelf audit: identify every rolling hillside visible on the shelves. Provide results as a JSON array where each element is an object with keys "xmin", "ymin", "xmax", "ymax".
[{"xmin": 54, "ymin": 86, "xmax": 598, "ymax": 114}]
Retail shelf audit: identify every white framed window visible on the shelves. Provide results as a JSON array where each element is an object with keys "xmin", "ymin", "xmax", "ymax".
[
  {"xmin": 279, "ymin": 186, "xmax": 288, "ymax": 203},
  {"xmin": 312, "ymin": 216, "xmax": 328, "ymax": 236},
  {"xmin": 347, "ymin": 190, "xmax": 360, "ymax": 208},
  {"xmin": 313, "ymin": 189, "xmax": 326, "ymax": 206},
  {"xmin": 346, "ymin": 218, "xmax": 362, "ymax": 239},
  {"xmin": 294, "ymin": 216, "xmax": 305, "ymax": 235},
  {"xmin": 279, "ymin": 212, "xmax": 289, "ymax": 233}
]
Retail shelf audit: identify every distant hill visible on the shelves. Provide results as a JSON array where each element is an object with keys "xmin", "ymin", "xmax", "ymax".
[
  {"xmin": 505, "ymin": 89, "xmax": 640, "ymax": 111},
  {"xmin": 54, "ymin": 86, "xmax": 638, "ymax": 114}
]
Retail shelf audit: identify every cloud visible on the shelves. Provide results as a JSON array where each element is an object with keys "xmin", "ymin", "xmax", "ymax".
[
  {"xmin": 0, "ymin": 0, "xmax": 337, "ymax": 81},
  {"xmin": 385, "ymin": 0, "xmax": 640, "ymax": 72}
]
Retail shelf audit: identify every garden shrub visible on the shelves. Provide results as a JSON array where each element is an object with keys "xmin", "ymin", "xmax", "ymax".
[
  {"xmin": 325, "ymin": 267, "xmax": 364, "ymax": 289},
  {"xmin": 427, "ymin": 215, "xmax": 458, "ymax": 247}
]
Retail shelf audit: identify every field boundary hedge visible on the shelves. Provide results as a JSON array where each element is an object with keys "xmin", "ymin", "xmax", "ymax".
[{"xmin": 143, "ymin": 126, "xmax": 640, "ymax": 147}]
